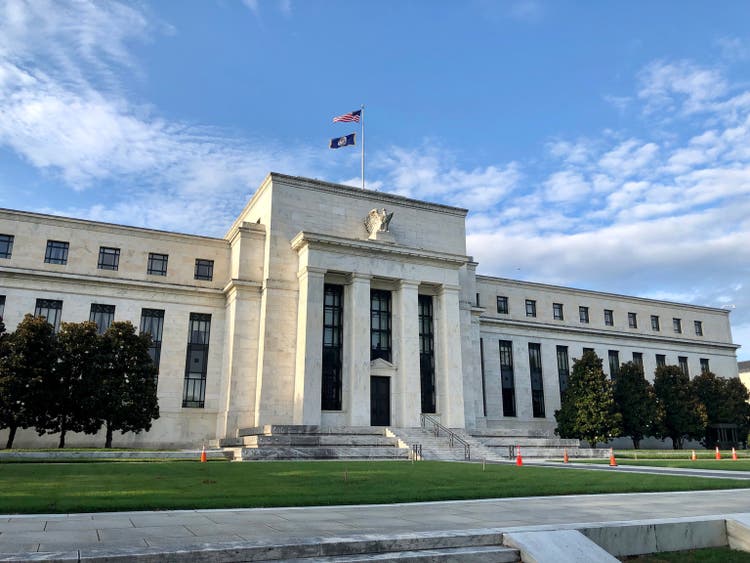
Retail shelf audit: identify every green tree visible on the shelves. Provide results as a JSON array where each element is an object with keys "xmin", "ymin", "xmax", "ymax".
[
  {"xmin": 692, "ymin": 371, "xmax": 750, "ymax": 448},
  {"xmin": 613, "ymin": 361, "xmax": 658, "ymax": 449},
  {"xmin": 100, "ymin": 322, "xmax": 159, "ymax": 448},
  {"xmin": 35, "ymin": 321, "xmax": 103, "ymax": 448},
  {"xmin": 0, "ymin": 315, "xmax": 56, "ymax": 449},
  {"xmin": 653, "ymin": 365, "xmax": 707, "ymax": 449},
  {"xmin": 555, "ymin": 350, "xmax": 622, "ymax": 448}
]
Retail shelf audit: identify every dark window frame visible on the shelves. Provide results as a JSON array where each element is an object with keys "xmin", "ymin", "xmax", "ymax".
[
  {"xmin": 556, "ymin": 345, "xmax": 570, "ymax": 395},
  {"xmin": 608, "ymin": 350, "xmax": 620, "ymax": 379},
  {"xmin": 0, "ymin": 234, "xmax": 13, "ymax": 259},
  {"xmin": 89, "ymin": 303, "xmax": 115, "ymax": 335},
  {"xmin": 0, "ymin": 295, "xmax": 5, "ymax": 319},
  {"xmin": 370, "ymin": 289, "xmax": 392, "ymax": 362},
  {"xmin": 579, "ymin": 306, "xmax": 589, "ymax": 324},
  {"xmin": 499, "ymin": 340, "xmax": 516, "ymax": 417},
  {"xmin": 628, "ymin": 312, "xmax": 638, "ymax": 329},
  {"xmin": 44, "ymin": 240, "xmax": 69, "ymax": 265},
  {"xmin": 97, "ymin": 246, "xmax": 120, "ymax": 270},
  {"xmin": 322, "ymin": 284, "xmax": 344, "ymax": 411},
  {"xmin": 632, "ymin": 351, "xmax": 643, "ymax": 370},
  {"xmin": 528, "ymin": 343, "xmax": 545, "ymax": 418},
  {"xmin": 496, "ymin": 295, "xmax": 509, "ymax": 314},
  {"xmin": 140, "ymin": 308, "xmax": 165, "ymax": 376},
  {"xmin": 34, "ymin": 298, "xmax": 63, "ymax": 332},
  {"xmin": 553, "ymin": 303, "xmax": 564, "ymax": 320},
  {"xmin": 525, "ymin": 299, "xmax": 537, "ymax": 318},
  {"xmin": 673, "ymin": 317, "xmax": 682, "ymax": 334},
  {"xmin": 604, "ymin": 309, "xmax": 614, "ymax": 326},
  {"xmin": 419, "ymin": 295, "xmax": 436, "ymax": 414},
  {"xmin": 651, "ymin": 315, "xmax": 660, "ymax": 331},
  {"xmin": 183, "ymin": 313, "xmax": 211, "ymax": 408},
  {"xmin": 694, "ymin": 320, "xmax": 703, "ymax": 336},
  {"xmin": 194, "ymin": 258, "xmax": 214, "ymax": 281},
  {"xmin": 656, "ymin": 354, "xmax": 666, "ymax": 368},
  {"xmin": 147, "ymin": 252, "xmax": 169, "ymax": 276},
  {"xmin": 678, "ymin": 356, "xmax": 689, "ymax": 377},
  {"xmin": 700, "ymin": 358, "xmax": 710, "ymax": 373}
]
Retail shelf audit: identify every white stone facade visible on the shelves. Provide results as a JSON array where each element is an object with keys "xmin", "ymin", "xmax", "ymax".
[{"xmin": 0, "ymin": 173, "xmax": 740, "ymax": 447}]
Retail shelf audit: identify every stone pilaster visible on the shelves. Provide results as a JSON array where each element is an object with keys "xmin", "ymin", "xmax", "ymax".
[
  {"xmin": 435, "ymin": 284, "xmax": 466, "ymax": 427},
  {"xmin": 345, "ymin": 273, "xmax": 371, "ymax": 426},
  {"xmin": 396, "ymin": 280, "xmax": 421, "ymax": 427}
]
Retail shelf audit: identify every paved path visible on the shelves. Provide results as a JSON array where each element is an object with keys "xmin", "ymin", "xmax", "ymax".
[{"xmin": 2, "ymin": 487, "xmax": 750, "ymax": 557}]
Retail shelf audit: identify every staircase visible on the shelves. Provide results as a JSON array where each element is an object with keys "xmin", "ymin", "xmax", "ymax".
[
  {"xmin": 387, "ymin": 426, "xmax": 506, "ymax": 462},
  {"xmin": 471, "ymin": 429, "xmax": 609, "ymax": 459}
]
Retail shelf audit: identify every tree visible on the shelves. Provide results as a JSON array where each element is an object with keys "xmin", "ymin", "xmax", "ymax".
[
  {"xmin": 653, "ymin": 365, "xmax": 707, "ymax": 449},
  {"xmin": 613, "ymin": 362, "xmax": 658, "ymax": 449},
  {"xmin": 692, "ymin": 371, "xmax": 750, "ymax": 448},
  {"xmin": 0, "ymin": 315, "xmax": 56, "ymax": 449},
  {"xmin": 100, "ymin": 322, "xmax": 159, "ymax": 448},
  {"xmin": 555, "ymin": 350, "xmax": 622, "ymax": 448},
  {"xmin": 35, "ymin": 321, "xmax": 103, "ymax": 448}
]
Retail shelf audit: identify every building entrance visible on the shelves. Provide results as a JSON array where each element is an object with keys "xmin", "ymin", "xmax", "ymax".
[{"xmin": 370, "ymin": 376, "xmax": 391, "ymax": 426}]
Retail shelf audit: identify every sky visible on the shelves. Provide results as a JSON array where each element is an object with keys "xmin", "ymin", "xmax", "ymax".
[{"xmin": 0, "ymin": 1, "xmax": 749, "ymax": 360}]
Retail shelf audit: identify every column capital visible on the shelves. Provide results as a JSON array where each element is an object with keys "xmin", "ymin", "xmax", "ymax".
[
  {"xmin": 347, "ymin": 272, "xmax": 372, "ymax": 284},
  {"xmin": 398, "ymin": 279, "xmax": 420, "ymax": 290},
  {"xmin": 437, "ymin": 284, "xmax": 461, "ymax": 295},
  {"xmin": 297, "ymin": 265, "xmax": 327, "ymax": 280}
]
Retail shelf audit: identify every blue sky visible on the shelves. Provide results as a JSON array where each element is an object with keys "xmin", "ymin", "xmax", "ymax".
[{"xmin": 0, "ymin": 1, "xmax": 749, "ymax": 360}]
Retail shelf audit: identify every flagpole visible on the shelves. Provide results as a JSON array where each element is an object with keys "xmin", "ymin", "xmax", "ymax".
[{"xmin": 360, "ymin": 104, "xmax": 365, "ymax": 190}]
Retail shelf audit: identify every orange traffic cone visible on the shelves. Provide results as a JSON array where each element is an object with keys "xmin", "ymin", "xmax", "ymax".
[
  {"xmin": 516, "ymin": 445, "xmax": 523, "ymax": 466},
  {"xmin": 200, "ymin": 443, "xmax": 207, "ymax": 463},
  {"xmin": 691, "ymin": 450, "xmax": 697, "ymax": 461},
  {"xmin": 715, "ymin": 446, "xmax": 721, "ymax": 460},
  {"xmin": 732, "ymin": 447, "xmax": 738, "ymax": 461},
  {"xmin": 563, "ymin": 448, "xmax": 569, "ymax": 464},
  {"xmin": 609, "ymin": 448, "xmax": 617, "ymax": 467}
]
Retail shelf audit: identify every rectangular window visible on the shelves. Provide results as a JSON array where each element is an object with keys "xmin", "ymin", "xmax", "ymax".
[
  {"xmin": 499, "ymin": 340, "xmax": 516, "ymax": 417},
  {"xmin": 0, "ymin": 295, "xmax": 5, "ymax": 319},
  {"xmin": 370, "ymin": 290, "xmax": 392, "ymax": 362},
  {"xmin": 678, "ymin": 356, "xmax": 689, "ymax": 377},
  {"xmin": 183, "ymin": 313, "xmax": 211, "ymax": 408},
  {"xmin": 89, "ymin": 303, "xmax": 115, "ymax": 335},
  {"xmin": 694, "ymin": 320, "xmax": 703, "ymax": 336},
  {"xmin": 194, "ymin": 258, "xmax": 214, "ymax": 281},
  {"xmin": 579, "ymin": 306, "xmax": 589, "ymax": 324},
  {"xmin": 583, "ymin": 347, "xmax": 595, "ymax": 355},
  {"xmin": 525, "ymin": 299, "xmax": 537, "ymax": 317},
  {"xmin": 44, "ymin": 240, "xmax": 69, "ymax": 265},
  {"xmin": 34, "ymin": 298, "xmax": 63, "ymax": 332},
  {"xmin": 556, "ymin": 345, "xmax": 569, "ymax": 395},
  {"xmin": 673, "ymin": 318, "xmax": 682, "ymax": 334},
  {"xmin": 553, "ymin": 303, "xmax": 564, "ymax": 320},
  {"xmin": 604, "ymin": 309, "xmax": 614, "ymax": 326},
  {"xmin": 496, "ymin": 295, "xmax": 509, "ymax": 314},
  {"xmin": 656, "ymin": 354, "xmax": 666, "ymax": 368},
  {"xmin": 700, "ymin": 358, "xmax": 710, "ymax": 373},
  {"xmin": 322, "ymin": 284, "xmax": 344, "ymax": 411},
  {"xmin": 475, "ymin": 292, "xmax": 480, "ymax": 307},
  {"xmin": 632, "ymin": 352, "xmax": 643, "ymax": 370},
  {"xmin": 651, "ymin": 315, "xmax": 660, "ymax": 331},
  {"xmin": 528, "ymin": 343, "xmax": 545, "ymax": 418},
  {"xmin": 0, "ymin": 234, "xmax": 13, "ymax": 259},
  {"xmin": 479, "ymin": 338, "xmax": 487, "ymax": 417},
  {"xmin": 140, "ymin": 308, "xmax": 165, "ymax": 374},
  {"xmin": 628, "ymin": 312, "xmax": 638, "ymax": 328},
  {"xmin": 419, "ymin": 295, "xmax": 436, "ymax": 414},
  {"xmin": 608, "ymin": 350, "xmax": 620, "ymax": 380},
  {"xmin": 98, "ymin": 246, "xmax": 120, "ymax": 270},
  {"xmin": 147, "ymin": 253, "xmax": 168, "ymax": 276}
]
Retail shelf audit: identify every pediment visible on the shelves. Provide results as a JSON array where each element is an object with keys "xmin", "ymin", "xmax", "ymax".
[{"xmin": 370, "ymin": 357, "xmax": 395, "ymax": 369}]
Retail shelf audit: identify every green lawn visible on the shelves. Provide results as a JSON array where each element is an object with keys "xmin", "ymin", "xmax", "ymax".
[
  {"xmin": 1, "ymin": 460, "xmax": 750, "ymax": 514},
  {"xmin": 614, "ymin": 450, "xmax": 750, "ymax": 461},
  {"xmin": 577, "ymin": 459, "xmax": 750, "ymax": 471}
]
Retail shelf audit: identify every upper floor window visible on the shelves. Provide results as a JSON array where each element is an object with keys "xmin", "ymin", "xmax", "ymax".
[
  {"xmin": 525, "ymin": 299, "xmax": 537, "ymax": 318},
  {"xmin": 579, "ymin": 306, "xmax": 589, "ymax": 324},
  {"xmin": 553, "ymin": 303, "xmax": 564, "ymax": 320},
  {"xmin": 34, "ymin": 298, "xmax": 63, "ymax": 332},
  {"xmin": 694, "ymin": 320, "xmax": 703, "ymax": 336},
  {"xmin": 98, "ymin": 246, "xmax": 120, "ymax": 270},
  {"xmin": 44, "ymin": 240, "xmax": 69, "ymax": 265},
  {"xmin": 604, "ymin": 309, "xmax": 614, "ymax": 326},
  {"xmin": 147, "ymin": 253, "xmax": 168, "ymax": 276},
  {"xmin": 700, "ymin": 358, "xmax": 710, "ymax": 373},
  {"xmin": 89, "ymin": 303, "xmax": 115, "ymax": 335},
  {"xmin": 194, "ymin": 258, "xmax": 214, "ymax": 281},
  {"xmin": 673, "ymin": 317, "xmax": 682, "ymax": 334},
  {"xmin": 496, "ymin": 295, "xmax": 509, "ymax": 314},
  {"xmin": 371, "ymin": 290, "xmax": 392, "ymax": 362},
  {"xmin": 0, "ymin": 234, "xmax": 13, "ymax": 259},
  {"xmin": 651, "ymin": 315, "xmax": 660, "ymax": 331},
  {"xmin": 628, "ymin": 312, "xmax": 638, "ymax": 328}
]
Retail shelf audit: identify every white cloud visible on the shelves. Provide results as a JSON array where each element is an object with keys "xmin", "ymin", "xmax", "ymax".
[{"xmin": 638, "ymin": 60, "xmax": 728, "ymax": 115}]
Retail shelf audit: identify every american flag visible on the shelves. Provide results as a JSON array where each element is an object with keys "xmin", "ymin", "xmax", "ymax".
[{"xmin": 333, "ymin": 109, "xmax": 361, "ymax": 123}]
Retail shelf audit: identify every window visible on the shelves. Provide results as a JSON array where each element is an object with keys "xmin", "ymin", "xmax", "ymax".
[
  {"xmin": 628, "ymin": 312, "xmax": 638, "ymax": 329},
  {"xmin": 656, "ymin": 354, "xmax": 666, "ymax": 368},
  {"xmin": 419, "ymin": 295, "xmax": 436, "ymax": 414},
  {"xmin": 651, "ymin": 315, "xmax": 660, "ymax": 331},
  {"xmin": 579, "ymin": 306, "xmax": 589, "ymax": 324},
  {"xmin": 475, "ymin": 293, "xmax": 480, "ymax": 307},
  {"xmin": 322, "ymin": 285, "xmax": 344, "ymax": 411},
  {"xmin": 0, "ymin": 234, "xmax": 13, "ymax": 259},
  {"xmin": 479, "ymin": 338, "xmax": 487, "ymax": 417},
  {"xmin": 499, "ymin": 340, "xmax": 516, "ymax": 417},
  {"xmin": 700, "ymin": 358, "xmax": 710, "ymax": 373},
  {"xmin": 678, "ymin": 356, "xmax": 689, "ymax": 377},
  {"xmin": 98, "ymin": 246, "xmax": 120, "ymax": 270},
  {"xmin": 528, "ymin": 343, "xmax": 545, "ymax": 418},
  {"xmin": 525, "ymin": 299, "xmax": 536, "ymax": 317},
  {"xmin": 583, "ymin": 347, "xmax": 595, "ymax": 355},
  {"xmin": 694, "ymin": 320, "xmax": 703, "ymax": 336},
  {"xmin": 673, "ymin": 318, "xmax": 682, "ymax": 334},
  {"xmin": 0, "ymin": 295, "xmax": 5, "ymax": 319},
  {"xmin": 496, "ymin": 295, "xmax": 509, "ymax": 314},
  {"xmin": 553, "ymin": 303, "xmax": 564, "ymax": 320},
  {"xmin": 194, "ymin": 258, "xmax": 214, "ymax": 281},
  {"xmin": 89, "ymin": 304, "xmax": 115, "ymax": 335},
  {"xmin": 608, "ymin": 350, "xmax": 620, "ymax": 380},
  {"xmin": 371, "ymin": 290, "xmax": 392, "ymax": 362},
  {"xmin": 557, "ymin": 345, "xmax": 570, "ymax": 394},
  {"xmin": 140, "ymin": 309, "xmax": 165, "ymax": 374},
  {"xmin": 34, "ymin": 298, "xmax": 63, "ymax": 332},
  {"xmin": 604, "ymin": 309, "xmax": 614, "ymax": 326},
  {"xmin": 147, "ymin": 253, "xmax": 168, "ymax": 276},
  {"xmin": 632, "ymin": 352, "xmax": 643, "ymax": 370},
  {"xmin": 183, "ymin": 313, "xmax": 211, "ymax": 408},
  {"xmin": 44, "ymin": 240, "xmax": 69, "ymax": 265}
]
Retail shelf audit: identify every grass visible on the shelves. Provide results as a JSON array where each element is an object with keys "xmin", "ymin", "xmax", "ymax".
[
  {"xmin": 575, "ymin": 459, "xmax": 750, "ymax": 471},
  {"xmin": 1, "ymin": 460, "xmax": 750, "ymax": 514},
  {"xmin": 614, "ymin": 450, "xmax": 750, "ymax": 461},
  {"xmin": 623, "ymin": 546, "xmax": 750, "ymax": 562}
]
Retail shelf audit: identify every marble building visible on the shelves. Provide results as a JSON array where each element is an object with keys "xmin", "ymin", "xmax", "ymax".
[{"xmin": 0, "ymin": 173, "xmax": 740, "ymax": 447}]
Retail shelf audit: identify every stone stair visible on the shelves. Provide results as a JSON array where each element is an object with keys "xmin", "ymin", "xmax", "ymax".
[
  {"xmin": 471, "ymin": 430, "xmax": 609, "ymax": 459},
  {"xmin": 387, "ymin": 427, "xmax": 506, "ymax": 462},
  {"xmin": 220, "ymin": 425, "xmax": 411, "ymax": 461}
]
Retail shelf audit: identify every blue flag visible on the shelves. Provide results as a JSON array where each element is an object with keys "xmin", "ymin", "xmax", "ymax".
[{"xmin": 329, "ymin": 133, "xmax": 356, "ymax": 149}]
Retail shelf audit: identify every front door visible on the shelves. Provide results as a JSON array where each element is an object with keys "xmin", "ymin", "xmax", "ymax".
[{"xmin": 370, "ymin": 376, "xmax": 391, "ymax": 426}]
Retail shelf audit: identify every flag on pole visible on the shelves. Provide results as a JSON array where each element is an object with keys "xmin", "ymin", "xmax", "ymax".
[
  {"xmin": 333, "ymin": 110, "xmax": 361, "ymax": 123},
  {"xmin": 329, "ymin": 133, "xmax": 356, "ymax": 149}
]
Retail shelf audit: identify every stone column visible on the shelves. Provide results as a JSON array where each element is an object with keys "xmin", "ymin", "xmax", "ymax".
[
  {"xmin": 345, "ymin": 273, "xmax": 371, "ymax": 426},
  {"xmin": 396, "ymin": 280, "xmax": 421, "ymax": 427},
  {"xmin": 292, "ymin": 265, "xmax": 326, "ymax": 425},
  {"xmin": 435, "ymin": 284, "xmax": 466, "ymax": 428}
]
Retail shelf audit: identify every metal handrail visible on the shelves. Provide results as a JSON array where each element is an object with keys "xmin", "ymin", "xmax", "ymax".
[{"xmin": 420, "ymin": 413, "xmax": 471, "ymax": 460}]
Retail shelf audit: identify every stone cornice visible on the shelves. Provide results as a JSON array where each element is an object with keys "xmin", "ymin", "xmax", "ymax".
[{"xmin": 222, "ymin": 278, "xmax": 262, "ymax": 296}]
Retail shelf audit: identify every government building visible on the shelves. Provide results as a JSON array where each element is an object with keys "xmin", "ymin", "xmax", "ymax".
[{"xmin": 0, "ymin": 173, "xmax": 740, "ymax": 449}]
